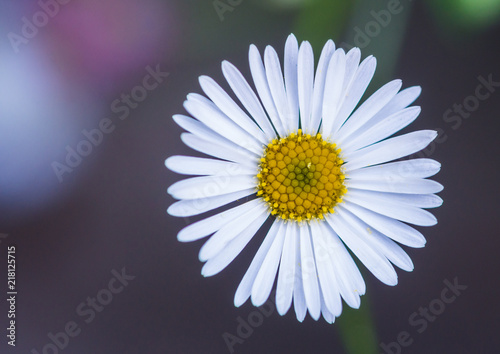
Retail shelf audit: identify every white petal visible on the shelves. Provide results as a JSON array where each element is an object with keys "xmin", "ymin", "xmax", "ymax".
[
  {"xmin": 344, "ymin": 189, "xmax": 438, "ymax": 226},
  {"xmin": 251, "ymin": 220, "xmax": 286, "ymax": 306},
  {"xmin": 177, "ymin": 199, "xmax": 261, "ymax": 242},
  {"xmin": 347, "ymin": 189, "xmax": 443, "ymax": 208},
  {"xmin": 316, "ymin": 221, "xmax": 364, "ymax": 310},
  {"xmin": 284, "ymin": 34, "xmax": 300, "ymax": 131},
  {"xmin": 320, "ymin": 291, "xmax": 336, "ymax": 324},
  {"xmin": 321, "ymin": 49, "xmax": 346, "ymax": 137},
  {"xmin": 342, "ymin": 47, "xmax": 361, "ymax": 93},
  {"xmin": 339, "ymin": 205, "xmax": 414, "ymax": 272},
  {"xmin": 198, "ymin": 75, "xmax": 267, "ymax": 144},
  {"xmin": 199, "ymin": 201, "xmax": 267, "ymax": 262},
  {"xmin": 330, "ymin": 56, "xmax": 377, "ymax": 136},
  {"xmin": 342, "ymin": 202, "xmax": 427, "ymax": 248},
  {"xmin": 201, "ymin": 207, "xmax": 268, "ymax": 277},
  {"xmin": 184, "ymin": 93, "xmax": 262, "ymax": 154},
  {"xmin": 299, "ymin": 225, "xmax": 321, "ymax": 320},
  {"xmin": 276, "ymin": 222, "xmax": 297, "ymax": 315},
  {"xmin": 264, "ymin": 45, "xmax": 291, "ymax": 133},
  {"xmin": 336, "ymin": 79, "xmax": 402, "ymax": 144},
  {"xmin": 168, "ymin": 189, "xmax": 254, "ymax": 217},
  {"xmin": 297, "ymin": 41, "xmax": 314, "ymax": 130},
  {"xmin": 293, "ymin": 231, "xmax": 307, "ymax": 322},
  {"xmin": 181, "ymin": 133, "xmax": 257, "ymax": 168},
  {"xmin": 377, "ymin": 85, "xmax": 421, "ymax": 117},
  {"xmin": 248, "ymin": 45, "xmax": 285, "ymax": 137},
  {"xmin": 165, "ymin": 155, "xmax": 256, "ymax": 176},
  {"xmin": 173, "ymin": 114, "xmax": 216, "ymax": 139},
  {"xmin": 309, "ymin": 39, "xmax": 335, "ymax": 134},
  {"xmin": 327, "ymin": 211, "xmax": 398, "ymax": 286},
  {"xmin": 167, "ymin": 174, "xmax": 255, "ymax": 200},
  {"xmin": 221, "ymin": 60, "xmax": 276, "ymax": 140},
  {"xmin": 235, "ymin": 220, "xmax": 281, "ymax": 307},
  {"xmin": 344, "ymin": 130, "xmax": 438, "ymax": 171},
  {"xmin": 346, "ymin": 159, "xmax": 441, "ymax": 180},
  {"xmin": 174, "ymin": 115, "xmax": 258, "ymax": 164},
  {"xmin": 342, "ymin": 106, "xmax": 420, "ymax": 154},
  {"xmin": 371, "ymin": 233, "xmax": 414, "ymax": 272},
  {"xmin": 357, "ymin": 86, "xmax": 422, "ymax": 135},
  {"xmin": 346, "ymin": 177, "xmax": 443, "ymax": 194},
  {"xmin": 309, "ymin": 221, "xmax": 343, "ymax": 315}
]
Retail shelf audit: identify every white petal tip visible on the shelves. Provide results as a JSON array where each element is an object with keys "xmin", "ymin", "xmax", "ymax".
[
  {"xmin": 198, "ymin": 250, "xmax": 209, "ymax": 263},
  {"xmin": 166, "ymin": 204, "xmax": 177, "ymax": 216},
  {"xmin": 404, "ymin": 266, "xmax": 415, "ymax": 272},
  {"xmin": 385, "ymin": 278, "xmax": 398, "ymax": 287},
  {"xmin": 250, "ymin": 295, "xmax": 267, "ymax": 308},
  {"xmin": 221, "ymin": 60, "xmax": 233, "ymax": 72},
  {"xmin": 276, "ymin": 305, "xmax": 289, "ymax": 317},
  {"xmin": 412, "ymin": 240, "xmax": 427, "ymax": 248},
  {"xmin": 390, "ymin": 79, "xmax": 403, "ymax": 89},
  {"xmin": 201, "ymin": 265, "xmax": 220, "ymax": 278},
  {"xmin": 164, "ymin": 156, "xmax": 175, "ymax": 170},
  {"xmin": 176, "ymin": 232, "xmax": 191, "ymax": 243},
  {"xmin": 166, "ymin": 185, "xmax": 175, "ymax": 197},
  {"xmin": 309, "ymin": 311, "xmax": 321, "ymax": 321},
  {"xmin": 172, "ymin": 114, "xmax": 184, "ymax": 123},
  {"xmin": 349, "ymin": 302, "xmax": 361, "ymax": 310},
  {"xmin": 198, "ymin": 75, "xmax": 210, "ymax": 85},
  {"xmin": 234, "ymin": 295, "xmax": 247, "ymax": 308},
  {"xmin": 411, "ymin": 85, "xmax": 422, "ymax": 95},
  {"xmin": 426, "ymin": 214, "xmax": 438, "ymax": 226}
]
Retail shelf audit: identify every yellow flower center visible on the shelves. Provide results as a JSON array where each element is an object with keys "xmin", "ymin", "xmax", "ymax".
[{"xmin": 256, "ymin": 129, "xmax": 346, "ymax": 222}]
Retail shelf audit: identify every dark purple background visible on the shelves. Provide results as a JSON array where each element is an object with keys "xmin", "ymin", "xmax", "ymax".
[{"xmin": 1, "ymin": 1, "xmax": 499, "ymax": 353}]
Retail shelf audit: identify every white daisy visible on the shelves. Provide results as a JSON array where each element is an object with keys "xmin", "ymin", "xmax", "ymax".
[{"xmin": 166, "ymin": 34, "xmax": 443, "ymax": 323}]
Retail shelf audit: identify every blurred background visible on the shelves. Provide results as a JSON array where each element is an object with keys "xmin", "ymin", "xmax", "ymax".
[{"xmin": 0, "ymin": 0, "xmax": 499, "ymax": 353}]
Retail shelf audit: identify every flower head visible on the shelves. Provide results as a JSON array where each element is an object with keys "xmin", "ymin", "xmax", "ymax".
[{"xmin": 166, "ymin": 34, "xmax": 443, "ymax": 323}]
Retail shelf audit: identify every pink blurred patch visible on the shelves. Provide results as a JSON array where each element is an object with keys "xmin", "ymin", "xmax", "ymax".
[{"xmin": 46, "ymin": 0, "xmax": 180, "ymax": 89}]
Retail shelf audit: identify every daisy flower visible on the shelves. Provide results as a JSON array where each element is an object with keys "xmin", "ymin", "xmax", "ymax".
[{"xmin": 166, "ymin": 34, "xmax": 443, "ymax": 323}]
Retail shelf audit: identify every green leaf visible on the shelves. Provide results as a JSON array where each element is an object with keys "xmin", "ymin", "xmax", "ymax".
[
  {"xmin": 293, "ymin": 0, "xmax": 354, "ymax": 51},
  {"xmin": 337, "ymin": 296, "xmax": 378, "ymax": 354},
  {"xmin": 341, "ymin": 0, "xmax": 414, "ymax": 87},
  {"xmin": 426, "ymin": 0, "xmax": 500, "ymax": 33}
]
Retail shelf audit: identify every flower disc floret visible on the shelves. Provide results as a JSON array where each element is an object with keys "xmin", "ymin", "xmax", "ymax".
[{"xmin": 256, "ymin": 129, "xmax": 346, "ymax": 222}]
